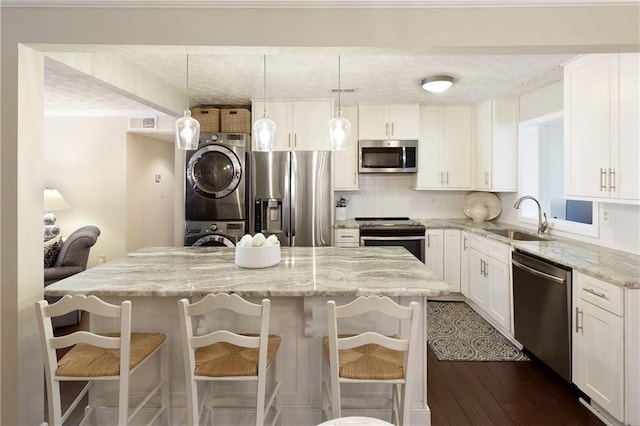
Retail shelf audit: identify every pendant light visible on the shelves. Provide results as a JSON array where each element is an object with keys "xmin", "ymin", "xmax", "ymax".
[
  {"xmin": 253, "ymin": 55, "xmax": 277, "ymax": 152},
  {"xmin": 328, "ymin": 55, "xmax": 351, "ymax": 151},
  {"xmin": 175, "ymin": 54, "xmax": 200, "ymax": 150}
]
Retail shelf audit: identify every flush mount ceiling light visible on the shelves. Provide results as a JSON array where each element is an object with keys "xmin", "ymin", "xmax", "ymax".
[
  {"xmin": 253, "ymin": 55, "xmax": 277, "ymax": 152},
  {"xmin": 328, "ymin": 55, "xmax": 351, "ymax": 151},
  {"xmin": 421, "ymin": 75, "xmax": 454, "ymax": 93},
  {"xmin": 175, "ymin": 54, "xmax": 200, "ymax": 150}
]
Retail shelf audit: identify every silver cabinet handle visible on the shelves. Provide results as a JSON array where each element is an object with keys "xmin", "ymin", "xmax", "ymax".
[
  {"xmin": 446, "ymin": 172, "xmax": 449, "ymax": 185},
  {"xmin": 391, "ymin": 122, "xmax": 395, "ymax": 136},
  {"xmin": 600, "ymin": 168, "xmax": 607, "ymax": 191},
  {"xmin": 584, "ymin": 287, "xmax": 608, "ymax": 300},
  {"xmin": 294, "ymin": 133, "xmax": 297, "ymax": 147},
  {"xmin": 463, "ymin": 236, "xmax": 468, "ymax": 251},
  {"xmin": 485, "ymin": 261, "xmax": 489, "ymax": 277},
  {"xmin": 440, "ymin": 172, "xmax": 444, "ymax": 185},
  {"xmin": 427, "ymin": 234, "xmax": 431, "ymax": 248},
  {"xmin": 484, "ymin": 171, "xmax": 489, "ymax": 185},
  {"xmin": 288, "ymin": 134, "xmax": 292, "ymax": 148},
  {"xmin": 480, "ymin": 259, "xmax": 485, "ymax": 276},
  {"xmin": 609, "ymin": 168, "xmax": 616, "ymax": 192},
  {"xmin": 385, "ymin": 122, "xmax": 389, "ymax": 136},
  {"xmin": 575, "ymin": 307, "xmax": 583, "ymax": 333}
]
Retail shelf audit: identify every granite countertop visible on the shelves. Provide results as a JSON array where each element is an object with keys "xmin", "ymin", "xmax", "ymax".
[
  {"xmin": 334, "ymin": 218, "xmax": 640, "ymax": 289},
  {"xmin": 45, "ymin": 246, "xmax": 450, "ymax": 298}
]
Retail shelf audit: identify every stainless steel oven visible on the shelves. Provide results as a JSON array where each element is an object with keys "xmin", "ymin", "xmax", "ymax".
[{"xmin": 356, "ymin": 217, "xmax": 425, "ymax": 263}]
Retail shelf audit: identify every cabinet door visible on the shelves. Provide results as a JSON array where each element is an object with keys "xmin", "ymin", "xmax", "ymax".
[
  {"xmin": 252, "ymin": 101, "xmax": 293, "ymax": 151},
  {"xmin": 475, "ymin": 99, "xmax": 493, "ymax": 189},
  {"xmin": 573, "ymin": 298, "xmax": 624, "ymax": 421},
  {"xmin": 487, "ymin": 257, "xmax": 510, "ymax": 332},
  {"xmin": 425, "ymin": 230, "xmax": 444, "ymax": 280},
  {"xmin": 460, "ymin": 232, "xmax": 470, "ymax": 297},
  {"xmin": 292, "ymin": 101, "xmax": 332, "ymax": 151},
  {"xmin": 442, "ymin": 106, "xmax": 472, "ymax": 188},
  {"xmin": 469, "ymin": 248, "xmax": 489, "ymax": 311},
  {"xmin": 333, "ymin": 106, "xmax": 359, "ymax": 190},
  {"xmin": 564, "ymin": 54, "xmax": 613, "ymax": 198},
  {"xmin": 358, "ymin": 104, "xmax": 390, "ymax": 139},
  {"xmin": 614, "ymin": 53, "xmax": 640, "ymax": 201},
  {"xmin": 414, "ymin": 106, "xmax": 444, "ymax": 188},
  {"xmin": 389, "ymin": 104, "xmax": 420, "ymax": 139},
  {"xmin": 443, "ymin": 230, "xmax": 461, "ymax": 293}
]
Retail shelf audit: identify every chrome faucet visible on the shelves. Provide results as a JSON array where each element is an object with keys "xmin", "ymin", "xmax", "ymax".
[{"xmin": 513, "ymin": 195, "xmax": 548, "ymax": 234}]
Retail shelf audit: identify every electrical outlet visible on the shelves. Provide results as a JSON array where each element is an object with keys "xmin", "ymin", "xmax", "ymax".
[
  {"xmin": 429, "ymin": 197, "xmax": 437, "ymax": 205},
  {"xmin": 601, "ymin": 210, "xmax": 610, "ymax": 225}
]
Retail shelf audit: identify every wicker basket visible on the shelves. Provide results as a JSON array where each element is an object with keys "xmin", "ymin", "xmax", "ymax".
[
  {"xmin": 191, "ymin": 107, "xmax": 220, "ymax": 132},
  {"xmin": 221, "ymin": 108, "xmax": 251, "ymax": 134}
]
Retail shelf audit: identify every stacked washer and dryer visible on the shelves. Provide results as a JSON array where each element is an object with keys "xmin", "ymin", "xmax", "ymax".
[{"xmin": 184, "ymin": 133, "xmax": 250, "ymax": 247}]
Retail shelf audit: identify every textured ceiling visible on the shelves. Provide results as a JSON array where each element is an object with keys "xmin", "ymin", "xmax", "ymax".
[{"xmin": 44, "ymin": 49, "xmax": 576, "ymax": 116}]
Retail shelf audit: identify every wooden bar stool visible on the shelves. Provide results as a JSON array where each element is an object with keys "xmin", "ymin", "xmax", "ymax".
[
  {"xmin": 35, "ymin": 294, "xmax": 170, "ymax": 425},
  {"xmin": 322, "ymin": 296, "xmax": 421, "ymax": 426},
  {"xmin": 178, "ymin": 294, "xmax": 282, "ymax": 426}
]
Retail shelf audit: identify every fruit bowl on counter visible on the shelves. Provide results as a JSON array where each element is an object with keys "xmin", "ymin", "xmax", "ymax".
[{"xmin": 234, "ymin": 233, "xmax": 281, "ymax": 268}]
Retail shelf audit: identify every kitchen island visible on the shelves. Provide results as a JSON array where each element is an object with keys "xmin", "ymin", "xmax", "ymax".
[{"xmin": 45, "ymin": 246, "xmax": 450, "ymax": 425}]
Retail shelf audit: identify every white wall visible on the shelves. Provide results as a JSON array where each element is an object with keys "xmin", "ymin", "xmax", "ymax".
[
  {"xmin": 126, "ymin": 133, "xmax": 176, "ymax": 252},
  {"xmin": 44, "ymin": 117, "xmax": 128, "ymax": 266}
]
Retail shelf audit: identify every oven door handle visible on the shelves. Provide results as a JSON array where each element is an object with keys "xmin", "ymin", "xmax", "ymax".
[{"xmin": 360, "ymin": 236, "xmax": 426, "ymax": 242}]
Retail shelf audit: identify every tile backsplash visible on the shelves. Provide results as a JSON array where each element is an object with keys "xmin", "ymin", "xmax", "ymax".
[{"xmin": 335, "ymin": 174, "xmax": 469, "ymax": 219}]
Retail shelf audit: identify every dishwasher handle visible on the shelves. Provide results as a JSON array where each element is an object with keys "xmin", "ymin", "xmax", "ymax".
[{"xmin": 512, "ymin": 259, "xmax": 566, "ymax": 284}]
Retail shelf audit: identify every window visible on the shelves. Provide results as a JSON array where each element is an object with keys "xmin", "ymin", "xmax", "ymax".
[{"xmin": 518, "ymin": 111, "xmax": 599, "ymax": 236}]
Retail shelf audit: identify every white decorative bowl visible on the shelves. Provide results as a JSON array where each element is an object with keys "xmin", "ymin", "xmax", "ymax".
[
  {"xmin": 234, "ymin": 244, "xmax": 281, "ymax": 269},
  {"xmin": 469, "ymin": 203, "xmax": 490, "ymax": 222}
]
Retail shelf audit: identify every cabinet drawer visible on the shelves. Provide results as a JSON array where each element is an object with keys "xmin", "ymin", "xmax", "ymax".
[
  {"xmin": 469, "ymin": 234, "xmax": 510, "ymax": 264},
  {"xmin": 575, "ymin": 272, "xmax": 624, "ymax": 316},
  {"xmin": 334, "ymin": 229, "xmax": 360, "ymax": 247}
]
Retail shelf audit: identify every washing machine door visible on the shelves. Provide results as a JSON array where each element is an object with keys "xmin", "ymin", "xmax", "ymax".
[
  {"xmin": 187, "ymin": 144, "xmax": 242, "ymax": 199},
  {"xmin": 192, "ymin": 234, "xmax": 236, "ymax": 247}
]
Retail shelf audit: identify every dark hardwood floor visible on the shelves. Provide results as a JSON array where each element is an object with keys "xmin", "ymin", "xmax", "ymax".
[{"xmin": 427, "ymin": 345, "xmax": 603, "ymax": 426}]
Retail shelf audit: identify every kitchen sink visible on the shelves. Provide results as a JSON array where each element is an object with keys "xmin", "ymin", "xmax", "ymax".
[{"xmin": 486, "ymin": 228, "xmax": 549, "ymax": 242}]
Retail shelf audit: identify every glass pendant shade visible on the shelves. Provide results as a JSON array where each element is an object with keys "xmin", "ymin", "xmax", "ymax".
[
  {"xmin": 253, "ymin": 116, "xmax": 277, "ymax": 152},
  {"xmin": 329, "ymin": 55, "xmax": 351, "ymax": 151},
  {"xmin": 329, "ymin": 112, "xmax": 351, "ymax": 151},
  {"xmin": 175, "ymin": 109, "xmax": 200, "ymax": 150}
]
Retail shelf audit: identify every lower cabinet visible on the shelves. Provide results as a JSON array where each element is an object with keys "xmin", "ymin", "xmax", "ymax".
[
  {"xmin": 460, "ymin": 231, "xmax": 470, "ymax": 297},
  {"xmin": 334, "ymin": 228, "xmax": 360, "ymax": 248},
  {"xmin": 425, "ymin": 229, "xmax": 461, "ymax": 293},
  {"xmin": 573, "ymin": 272, "xmax": 625, "ymax": 423},
  {"xmin": 468, "ymin": 234, "xmax": 511, "ymax": 333}
]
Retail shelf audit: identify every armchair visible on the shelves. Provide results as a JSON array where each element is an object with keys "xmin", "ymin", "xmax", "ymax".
[{"xmin": 44, "ymin": 225, "xmax": 100, "ymax": 327}]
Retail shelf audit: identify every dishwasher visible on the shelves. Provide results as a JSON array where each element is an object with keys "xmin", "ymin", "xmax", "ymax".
[{"xmin": 512, "ymin": 250, "xmax": 572, "ymax": 382}]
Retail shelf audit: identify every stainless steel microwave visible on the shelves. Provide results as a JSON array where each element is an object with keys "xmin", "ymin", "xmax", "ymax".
[{"xmin": 358, "ymin": 140, "xmax": 418, "ymax": 173}]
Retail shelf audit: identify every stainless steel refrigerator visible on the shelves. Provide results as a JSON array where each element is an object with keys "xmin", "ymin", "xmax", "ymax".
[{"xmin": 248, "ymin": 151, "xmax": 331, "ymax": 247}]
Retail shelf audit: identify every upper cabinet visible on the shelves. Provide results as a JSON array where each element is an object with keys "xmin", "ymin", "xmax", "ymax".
[
  {"xmin": 251, "ymin": 100, "xmax": 333, "ymax": 151},
  {"xmin": 333, "ymin": 106, "xmax": 359, "ymax": 190},
  {"xmin": 474, "ymin": 98, "xmax": 519, "ymax": 191},
  {"xmin": 358, "ymin": 104, "xmax": 420, "ymax": 140},
  {"xmin": 564, "ymin": 53, "xmax": 640, "ymax": 203},
  {"xmin": 413, "ymin": 105, "xmax": 472, "ymax": 190}
]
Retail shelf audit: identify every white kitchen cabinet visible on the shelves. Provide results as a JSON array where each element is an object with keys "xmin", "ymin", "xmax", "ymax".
[
  {"xmin": 468, "ymin": 234, "xmax": 511, "ymax": 333},
  {"xmin": 564, "ymin": 53, "xmax": 640, "ymax": 203},
  {"xmin": 333, "ymin": 106, "xmax": 359, "ymax": 190},
  {"xmin": 251, "ymin": 100, "xmax": 333, "ymax": 151},
  {"xmin": 334, "ymin": 228, "xmax": 360, "ymax": 248},
  {"xmin": 460, "ymin": 231, "xmax": 470, "ymax": 297},
  {"xmin": 474, "ymin": 98, "xmax": 518, "ymax": 191},
  {"xmin": 443, "ymin": 230, "xmax": 461, "ymax": 293},
  {"xmin": 358, "ymin": 104, "xmax": 420, "ymax": 140},
  {"xmin": 425, "ymin": 229, "xmax": 444, "ymax": 280},
  {"xmin": 413, "ymin": 106, "xmax": 472, "ymax": 190},
  {"xmin": 573, "ymin": 272, "xmax": 624, "ymax": 422}
]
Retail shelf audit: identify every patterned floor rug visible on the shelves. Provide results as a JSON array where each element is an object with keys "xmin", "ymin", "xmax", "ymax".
[{"xmin": 427, "ymin": 301, "xmax": 530, "ymax": 361}]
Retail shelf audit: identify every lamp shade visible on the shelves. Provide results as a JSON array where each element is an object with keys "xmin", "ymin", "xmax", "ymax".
[
  {"xmin": 44, "ymin": 188, "xmax": 71, "ymax": 211},
  {"xmin": 329, "ymin": 114, "xmax": 351, "ymax": 150},
  {"xmin": 421, "ymin": 75, "xmax": 454, "ymax": 93},
  {"xmin": 253, "ymin": 117, "xmax": 277, "ymax": 152}
]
